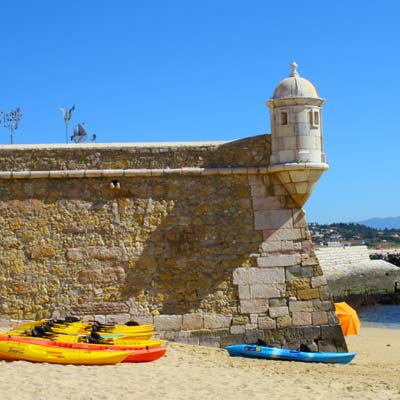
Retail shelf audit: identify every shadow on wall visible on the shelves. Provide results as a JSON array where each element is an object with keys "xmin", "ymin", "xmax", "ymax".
[{"xmin": 119, "ymin": 175, "xmax": 262, "ymax": 315}]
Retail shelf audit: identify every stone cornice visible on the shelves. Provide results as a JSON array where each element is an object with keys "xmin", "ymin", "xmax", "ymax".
[
  {"xmin": 0, "ymin": 166, "xmax": 271, "ymax": 179},
  {"xmin": 0, "ymin": 163, "xmax": 331, "ymax": 180}
]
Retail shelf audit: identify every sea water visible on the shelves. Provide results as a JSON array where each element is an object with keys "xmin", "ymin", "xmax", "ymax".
[{"xmin": 358, "ymin": 304, "xmax": 400, "ymax": 328}]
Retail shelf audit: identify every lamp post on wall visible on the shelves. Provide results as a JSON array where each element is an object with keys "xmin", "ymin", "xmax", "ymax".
[
  {"xmin": 0, "ymin": 107, "xmax": 22, "ymax": 144},
  {"xmin": 60, "ymin": 105, "xmax": 75, "ymax": 144}
]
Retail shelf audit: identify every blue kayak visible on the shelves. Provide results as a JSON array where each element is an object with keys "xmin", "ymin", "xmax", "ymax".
[{"xmin": 226, "ymin": 344, "xmax": 357, "ymax": 364}]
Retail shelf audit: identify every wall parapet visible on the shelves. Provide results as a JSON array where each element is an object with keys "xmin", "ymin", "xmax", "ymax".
[{"xmin": 0, "ymin": 135, "xmax": 271, "ymax": 171}]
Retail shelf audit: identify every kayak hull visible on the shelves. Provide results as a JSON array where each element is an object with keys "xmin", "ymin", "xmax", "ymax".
[
  {"xmin": 0, "ymin": 341, "xmax": 129, "ymax": 365},
  {"xmin": 226, "ymin": 344, "xmax": 357, "ymax": 364},
  {"xmin": 0, "ymin": 335, "xmax": 166, "ymax": 363}
]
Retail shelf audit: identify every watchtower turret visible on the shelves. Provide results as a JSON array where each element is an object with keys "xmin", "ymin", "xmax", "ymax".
[{"xmin": 266, "ymin": 63, "xmax": 329, "ymax": 206}]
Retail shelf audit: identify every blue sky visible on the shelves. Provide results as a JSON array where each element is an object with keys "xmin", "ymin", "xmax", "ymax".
[{"xmin": 0, "ymin": 1, "xmax": 398, "ymax": 223}]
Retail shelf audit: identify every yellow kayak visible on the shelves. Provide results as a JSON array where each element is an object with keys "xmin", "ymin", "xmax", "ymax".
[
  {"xmin": 0, "ymin": 333, "xmax": 164, "ymax": 349},
  {"xmin": 12, "ymin": 320, "xmax": 153, "ymax": 335},
  {"xmin": 49, "ymin": 322, "xmax": 154, "ymax": 335},
  {"xmin": 1, "ymin": 329, "xmax": 153, "ymax": 341},
  {"xmin": 48, "ymin": 333, "xmax": 161, "ymax": 346},
  {"xmin": 0, "ymin": 340, "xmax": 130, "ymax": 365}
]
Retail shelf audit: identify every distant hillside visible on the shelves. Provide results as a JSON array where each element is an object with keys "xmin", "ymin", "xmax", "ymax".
[
  {"xmin": 308, "ymin": 222, "xmax": 400, "ymax": 247},
  {"xmin": 358, "ymin": 217, "xmax": 400, "ymax": 229}
]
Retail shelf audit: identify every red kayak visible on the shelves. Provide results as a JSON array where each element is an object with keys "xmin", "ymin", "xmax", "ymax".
[{"xmin": 0, "ymin": 335, "xmax": 166, "ymax": 363}]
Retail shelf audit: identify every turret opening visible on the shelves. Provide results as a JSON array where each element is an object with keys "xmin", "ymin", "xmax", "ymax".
[{"xmin": 280, "ymin": 111, "xmax": 288, "ymax": 125}]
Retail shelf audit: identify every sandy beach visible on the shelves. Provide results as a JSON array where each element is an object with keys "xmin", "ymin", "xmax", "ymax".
[{"xmin": 0, "ymin": 326, "xmax": 398, "ymax": 400}]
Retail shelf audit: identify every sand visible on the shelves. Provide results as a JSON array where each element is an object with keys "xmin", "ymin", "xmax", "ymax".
[{"xmin": 0, "ymin": 326, "xmax": 398, "ymax": 400}]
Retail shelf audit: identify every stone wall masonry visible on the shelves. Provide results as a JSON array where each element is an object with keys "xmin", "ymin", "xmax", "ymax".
[
  {"xmin": 0, "ymin": 135, "xmax": 347, "ymax": 352},
  {"xmin": 315, "ymin": 246, "xmax": 400, "ymax": 303},
  {"xmin": 0, "ymin": 135, "xmax": 270, "ymax": 171}
]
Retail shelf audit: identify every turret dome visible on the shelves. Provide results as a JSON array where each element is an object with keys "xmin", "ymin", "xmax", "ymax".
[{"xmin": 272, "ymin": 62, "xmax": 320, "ymax": 99}]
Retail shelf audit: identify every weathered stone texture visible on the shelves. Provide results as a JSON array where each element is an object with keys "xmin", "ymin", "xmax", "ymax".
[
  {"xmin": 0, "ymin": 135, "xmax": 270, "ymax": 171},
  {"xmin": 0, "ymin": 137, "xmax": 347, "ymax": 352}
]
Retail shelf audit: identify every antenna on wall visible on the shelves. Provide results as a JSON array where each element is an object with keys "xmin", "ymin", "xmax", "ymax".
[{"xmin": 0, "ymin": 107, "xmax": 22, "ymax": 144}]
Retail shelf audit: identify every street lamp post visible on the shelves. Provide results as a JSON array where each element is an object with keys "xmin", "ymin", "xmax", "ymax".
[{"xmin": 60, "ymin": 105, "xmax": 75, "ymax": 144}]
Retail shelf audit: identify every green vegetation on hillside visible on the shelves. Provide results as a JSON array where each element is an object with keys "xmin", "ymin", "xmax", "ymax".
[{"xmin": 308, "ymin": 222, "xmax": 400, "ymax": 248}]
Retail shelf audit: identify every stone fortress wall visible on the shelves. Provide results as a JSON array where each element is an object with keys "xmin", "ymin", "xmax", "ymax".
[
  {"xmin": 0, "ymin": 135, "xmax": 346, "ymax": 351},
  {"xmin": 0, "ymin": 63, "xmax": 348, "ymax": 351}
]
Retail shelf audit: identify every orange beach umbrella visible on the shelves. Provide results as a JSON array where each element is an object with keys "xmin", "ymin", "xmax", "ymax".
[{"xmin": 334, "ymin": 302, "xmax": 361, "ymax": 336}]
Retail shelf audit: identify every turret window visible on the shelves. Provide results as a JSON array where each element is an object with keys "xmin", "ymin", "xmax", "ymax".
[
  {"xmin": 313, "ymin": 111, "xmax": 319, "ymax": 126},
  {"xmin": 280, "ymin": 111, "xmax": 288, "ymax": 125},
  {"xmin": 309, "ymin": 110, "xmax": 320, "ymax": 128}
]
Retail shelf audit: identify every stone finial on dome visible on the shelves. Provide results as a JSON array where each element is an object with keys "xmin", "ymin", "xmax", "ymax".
[
  {"xmin": 270, "ymin": 62, "xmax": 320, "ymax": 100},
  {"xmin": 289, "ymin": 61, "xmax": 299, "ymax": 77}
]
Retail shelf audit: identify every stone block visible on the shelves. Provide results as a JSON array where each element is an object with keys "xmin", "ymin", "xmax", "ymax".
[
  {"xmin": 317, "ymin": 340, "xmax": 338, "ymax": 353},
  {"xmin": 240, "ymin": 299, "xmax": 268, "ymax": 314},
  {"xmin": 302, "ymin": 326, "xmax": 321, "ymax": 340},
  {"xmin": 238, "ymin": 284, "xmax": 251, "ymax": 300},
  {"xmin": 260, "ymin": 241, "xmax": 281, "ymax": 253},
  {"xmin": 250, "ymin": 185, "xmax": 267, "ymax": 197},
  {"xmin": 93, "ymin": 315, "xmax": 106, "ymax": 324},
  {"xmin": 199, "ymin": 335, "xmax": 221, "ymax": 348},
  {"xmin": 311, "ymin": 276, "xmax": 327, "ymax": 288},
  {"xmin": 250, "ymin": 284, "xmax": 281, "ymax": 299},
  {"xmin": 286, "ymin": 266, "xmax": 314, "ymax": 280},
  {"xmin": 231, "ymin": 316, "xmax": 249, "ymax": 325},
  {"xmin": 257, "ymin": 254, "xmax": 301, "ymax": 268},
  {"xmin": 174, "ymin": 331, "xmax": 200, "ymax": 345},
  {"xmin": 269, "ymin": 298, "xmax": 287, "ymax": 307},
  {"xmin": 105, "ymin": 313, "xmax": 130, "ymax": 324},
  {"xmin": 258, "ymin": 316, "xmax": 276, "ymax": 330},
  {"xmin": 301, "ymin": 254, "xmax": 319, "ymax": 266},
  {"xmin": 230, "ymin": 325, "xmax": 246, "ymax": 335},
  {"xmin": 220, "ymin": 335, "xmax": 245, "ymax": 348},
  {"xmin": 244, "ymin": 330, "xmax": 265, "ymax": 344},
  {"xmin": 31, "ymin": 245, "xmax": 56, "ymax": 259},
  {"xmin": 276, "ymin": 315, "xmax": 292, "ymax": 328},
  {"xmin": 254, "ymin": 209, "xmax": 293, "ymax": 230},
  {"xmin": 269, "ymin": 306, "xmax": 289, "ymax": 318},
  {"xmin": 250, "ymin": 314, "xmax": 258, "ymax": 324},
  {"xmin": 321, "ymin": 325, "xmax": 344, "ymax": 341},
  {"xmin": 319, "ymin": 286, "xmax": 333, "ymax": 301},
  {"xmin": 263, "ymin": 228, "xmax": 303, "ymax": 241},
  {"xmin": 154, "ymin": 315, "xmax": 182, "ymax": 331},
  {"xmin": 289, "ymin": 170, "xmax": 309, "ymax": 182},
  {"xmin": 312, "ymin": 300, "xmax": 333, "ymax": 312},
  {"xmin": 233, "ymin": 268, "xmax": 250, "ymax": 285},
  {"xmin": 312, "ymin": 311, "xmax": 328, "ymax": 325},
  {"xmin": 132, "ymin": 315, "xmax": 154, "ymax": 325},
  {"xmin": 182, "ymin": 313, "xmax": 204, "ymax": 330},
  {"xmin": 281, "ymin": 240, "xmax": 294, "ymax": 251},
  {"xmin": 203, "ymin": 313, "xmax": 232, "ymax": 329},
  {"xmin": 297, "ymin": 288, "xmax": 320, "ymax": 300},
  {"xmin": 252, "ymin": 196, "xmax": 283, "ymax": 210},
  {"xmin": 248, "ymin": 175, "xmax": 263, "ymax": 185},
  {"xmin": 292, "ymin": 311, "xmax": 312, "ymax": 326},
  {"xmin": 233, "ymin": 267, "xmax": 286, "ymax": 285},
  {"xmin": 327, "ymin": 311, "xmax": 339, "ymax": 325},
  {"xmin": 288, "ymin": 300, "xmax": 313, "ymax": 312},
  {"xmin": 245, "ymin": 323, "xmax": 258, "ymax": 331},
  {"xmin": 286, "ymin": 278, "xmax": 311, "ymax": 292}
]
